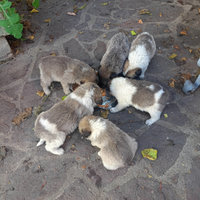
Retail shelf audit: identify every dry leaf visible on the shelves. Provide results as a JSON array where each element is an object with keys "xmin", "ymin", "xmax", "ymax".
[
  {"xmin": 164, "ymin": 29, "xmax": 171, "ymax": 33},
  {"xmin": 30, "ymin": 8, "xmax": 39, "ymax": 13},
  {"xmin": 164, "ymin": 114, "xmax": 168, "ymax": 118},
  {"xmin": 36, "ymin": 90, "xmax": 45, "ymax": 97},
  {"xmin": 180, "ymin": 30, "xmax": 187, "ymax": 35},
  {"xmin": 180, "ymin": 73, "xmax": 192, "ymax": 83},
  {"xmin": 148, "ymin": 174, "xmax": 153, "ymax": 178},
  {"xmin": 136, "ymin": 28, "xmax": 142, "ymax": 33},
  {"xmin": 199, "ymin": 8, "xmax": 200, "ymax": 13},
  {"xmin": 101, "ymin": 3, "xmax": 108, "ymax": 5},
  {"xmin": 189, "ymin": 49, "xmax": 192, "ymax": 53},
  {"xmin": 70, "ymin": 144, "xmax": 76, "ymax": 150},
  {"xmin": 51, "ymin": 53, "xmax": 56, "ymax": 56},
  {"xmin": 138, "ymin": 19, "xmax": 143, "ymax": 24},
  {"xmin": 128, "ymin": 110, "xmax": 131, "ymax": 114},
  {"xmin": 174, "ymin": 45, "xmax": 180, "ymax": 50},
  {"xmin": 40, "ymin": 181, "xmax": 47, "ymax": 191},
  {"xmin": 159, "ymin": 12, "xmax": 162, "ymax": 17},
  {"xmin": 27, "ymin": 35, "xmax": 34, "ymax": 40},
  {"xmin": 78, "ymin": 31, "xmax": 84, "ymax": 34},
  {"xmin": 139, "ymin": 9, "xmax": 152, "ymax": 15},
  {"xmin": 180, "ymin": 57, "xmax": 186, "ymax": 62},
  {"xmin": 169, "ymin": 53, "xmax": 177, "ymax": 59},
  {"xmin": 67, "ymin": 12, "xmax": 76, "ymax": 16},
  {"xmin": 100, "ymin": 110, "xmax": 109, "ymax": 119},
  {"xmin": 169, "ymin": 78, "xmax": 175, "ymax": 87},
  {"xmin": 12, "ymin": 107, "xmax": 32, "ymax": 126},
  {"xmin": 44, "ymin": 19, "xmax": 51, "ymax": 23},
  {"xmin": 81, "ymin": 165, "xmax": 86, "ymax": 170},
  {"xmin": 141, "ymin": 148, "xmax": 157, "ymax": 160}
]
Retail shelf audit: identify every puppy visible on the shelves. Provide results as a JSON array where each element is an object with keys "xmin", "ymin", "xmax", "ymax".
[
  {"xmin": 109, "ymin": 77, "xmax": 170, "ymax": 126},
  {"xmin": 34, "ymin": 83, "xmax": 102, "ymax": 155},
  {"xmin": 79, "ymin": 115, "xmax": 138, "ymax": 170},
  {"xmin": 98, "ymin": 32, "xmax": 129, "ymax": 88},
  {"xmin": 39, "ymin": 56, "xmax": 98, "ymax": 95},
  {"xmin": 123, "ymin": 32, "xmax": 156, "ymax": 79}
]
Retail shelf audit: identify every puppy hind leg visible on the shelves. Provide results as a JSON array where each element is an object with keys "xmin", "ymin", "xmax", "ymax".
[
  {"xmin": 145, "ymin": 110, "xmax": 161, "ymax": 126},
  {"xmin": 41, "ymin": 79, "xmax": 51, "ymax": 95},
  {"xmin": 60, "ymin": 80, "xmax": 70, "ymax": 95},
  {"xmin": 36, "ymin": 138, "xmax": 45, "ymax": 146},
  {"xmin": 110, "ymin": 103, "xmax": 127, "ymax": 113},
  {"xmin": 45, "ymin": 143, "xmax": 64, "ymax": 155}
]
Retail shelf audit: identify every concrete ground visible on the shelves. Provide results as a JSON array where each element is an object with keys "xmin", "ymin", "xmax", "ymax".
[{"xmin": 0, "ymin": 0, "xmax": 200, "ymax": 199}]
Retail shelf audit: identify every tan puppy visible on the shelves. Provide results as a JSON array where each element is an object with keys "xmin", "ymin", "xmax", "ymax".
[
  {"xmin": 39, "ymin": 56, "xmax": 98, "ymax": 95},
  {"xmin": 79, "ymin": 115, "xmax": 138, "ymax": 170},
  {"xmin": 34, "ymin": 83, "xmax": 102, "ymax": 155},
  {"xmin": 98, "ymin": 32, "xmax": 129, "ymax": 88},
  {"xmin": 123, "ymin": 32, "xmax": 156, "ymax": 79},
  {"xmin": 109, "ymin": 77, "xmax": 170, "ymax": 126}
]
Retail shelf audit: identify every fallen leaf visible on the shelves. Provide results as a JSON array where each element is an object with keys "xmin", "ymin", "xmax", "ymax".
[
  {"xmin": 37, "ymin": 90, "xmax": 45, "ymax": 97},
  {"xmin": 27, "ymin": 35, "xmax": 34, "ymax": 40},
  {"xmin": 101, "ymin": 110, "xmax": 109, "ymax": 119},
  {"xmin": 174, "ymin": 45, "xmax": 180, "ymax": 50},
  {"xmin": 159, "ymin": 182, "xmax": 162, "ymax": 191},
  {"xmin": 78, "ymin": 4, "xmax": 86, "ymax": 9},
  {"xmin": 164, "ymin": 29, "xmax": 171, "ymax": 33},
  {"xmin": 169, "ymin": 53, "xmax": 177, "ymax": 59},
  {"xmin": 40, "ymin": 181, "xmax": 47, "ymax": 191},
  {"xmin": 148, "ymin": 174, "xmax": 152, "ymax": 178},
  {"xmin": 72, "ymin": 83, "xmax": 80, "ymax": 91},
  {"xmin": 164, "ymin": 114, "xmax": 168, "ymax": 118},
  {"xmin": 70, "ymin": 144, "xmax": 75, "ymax": 150},
  {"xmin": 180, "ymin": 73, "xmax": 192, "ymax": 83},
  {"xmin": 62, "ymin": 96, "xmax": 67, "ymax": 100},
  {"xmin": 189, "ymin": 49, "xmax": 192, "ymax": 53},
  {"xmin": 159, "ymin": 12, "xmax": 162, "ymax": 17},
  {"xmin": 141, "ymin": 148, "xmax": 157, "ymax": 160},
  {"xmin": 128, "ymin": 110, "xmax": 131, "ymax": 114},
  {"xmin": 138, "ymin": 19, "xmax": 143, "ymax": 24},
  {"xmin": 67, "ymin": 12, "xmax": 76, "ymax": 16},
  {"xmin": 77, "ymin": 157, "xmax": 80, "ymax": 159},
  {"xmin": 169, "ymin": 78, "xmax": 175, "ymax": 87},
  {"xmin": 30, "ymin": 8, "xmax": 39, "ymax": 13},
  {"xmin": 78, "ymin": 31, "xmax": 84, "ymax": 34},
  {"xmin": 180, "ymin": 30, "xmax": 187, "ymax": 35},
  {"xmin": 131, "ymin": 30, "xmax": 137, "ymax": 35},
  {"xmin": 139, "ymin": 9, "xmax": 152, "ymax": 15},
  {"xmin": 51, "ymin": 53, "xmax": 56, "ymax": 56},
  {"xmin": 54, "ymin": 13, "xmax": 59, "ymax": 15},
  {"xmin": 101, "ymin": 3, "xmax": 108, "ymax": 5},
  {"xmin": 136, "ymin": 28, "xmax": 142, "ymax": 33},
  {"xmin": 12, "ymin": 107, "xmax": 32, "ymax": 126},
  {"xmin": 199, "ymin": 8, "xmax": 200, "ymax": 13},
  {"xmin": 44, "ymin": 19, "xmax": 51, "ymax": 23},
  {"xmin": 180, "ymin": 57, "xmax": 186, "ymax": 62},
  {"xmin": 103, "ymin": 35, "xmax": 106, "ymax": 37},
  {"xmin": 81, "ymin": 165, "xmax": 86, "ymax": 170}
]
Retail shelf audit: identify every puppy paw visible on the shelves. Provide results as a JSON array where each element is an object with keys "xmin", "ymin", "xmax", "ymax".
[
  {"xmin": 110, "ymin": 107, "xmax": 118, "ymax": 113},
  {"xmin": 145, "ymin": 119, "xmax": 155, "ymax": 126},
  {"xmin": 44, "ymin": 89, "xmax": 51, "ymax": 96},
  {"xmin": 54, "ymin": 148, "xmax": 64, "ymax": 155}
]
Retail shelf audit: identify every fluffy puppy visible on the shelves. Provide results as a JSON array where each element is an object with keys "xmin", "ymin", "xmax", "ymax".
[
  {"xmin": 34, "ymin": 83, "xmax": 102, "ymax": 155},
  {"xmin": 123, "ymin": 32, "xmax": 156, "ymax": 79},
  {"xmin": 109, "ymin": 77, "xmax": 170, "ymax": 126},
  {"xmin": 79, "ymin": 115, "xmax": 138, "ymax": 170},
  {"xmin": 39, "ymin": 56, "xmax": 98, "ymax": 95},
  {"xmin": 98, "ymin": 32, "xmax": 129, "ymax": 88}
]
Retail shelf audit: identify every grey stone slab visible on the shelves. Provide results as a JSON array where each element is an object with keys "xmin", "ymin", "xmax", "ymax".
[
  {"xmin": 83, "ymin": 43, "xmax": 96, "ymax": 52},
  {"xmin": 5, "ymin": 157, "xmax": 77, "ymax": 200},
  {"xmin": 75, "ymin": 22, "xmax": 88, "ymax": 31},
  {"xmin": 137, "ymin": 124, "xmax": 187, "ymax": 176},
  {"xmin": 30, "ymin": 51, "xmax": 59, "ymax": 80},
  {"xmin": 106, "ymin": 177, "xmax": 178, "ymax": 200},
  {"xmin": 93, "ymin": 18, "xmax": 118, "ymax": 30},
  {"xmin": 160, "ymin": 103, "xmax": 190, "ymax": 126},
  {"xmin": 138, "ymin": 4, "xmax": 184, "ymax": 23},
  {"xmin": 118, "ymin": 19, "xmax": 141, "ymax": 29},
  {"xmin": 177, "ymin": 0, "xmax": 194, "ymax": 5},
  {"xmin": 177, "ymin": 24, "xmax": 200, "ymax": 47},
  {"xmin": 85, "ymin": 14, "xmax": 91, "ymax": 22},
  {"xmin": 185, "ymin": 156, "xmax": 200, "ymax": 200},
  {"xmin": 77, "ymin": 29, "xmax": 103, "ymax": 42},
  {"xmin": 0, "ymin": 57, "xmax": 31, "ymax": 87},
  {"xmin": 113, "ymin": 9, "xmax": 136, "ymax": 20},
  {"xmin": 87, "ymin": 0, "xmax": 116, "ymax": 17},
  {"xmin": 94, "ymin": 40, "xmax": 106, "ymax": 61},
  {"xmin": 145, "ymin": 24, "xmax": 171, "ymax": 36},
  {"xmin": 119, "ymin": 0, "xmax": 151, "ymax": 9},
  {"xmin": 0, "ymin": 37, "xmax": 13, "ymax": 62},
  {"xmin": 63, "ymin": 39, "xmax": 90, "ymax": 64}
]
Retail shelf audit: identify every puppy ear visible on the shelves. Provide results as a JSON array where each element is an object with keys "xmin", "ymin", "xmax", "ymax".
[
  {"xmin": 110, "ymin": 72, "xmax": 117, "ymax": 79},
  {"xmin": 135, "ymin": 69, "xmax": 142, "ymax": 77},
  {"xmin": 82, "ymin": 130, "xmax": 91, "ymax": 138}
]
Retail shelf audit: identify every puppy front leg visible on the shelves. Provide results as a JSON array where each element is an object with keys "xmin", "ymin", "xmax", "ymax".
[
  {"xmin": 61, "ymin": 81, "xmax": 71, "ymax": 95},
  {"xmin": 145, "ymin": 110, "xmax": 161, "ymax": 126},
  {"xmin": 110, "ymin": 103, "xmax": 127, "ymax": 113},
  {"xmin": 45, "ymin": 144, "xmax": 64, "ymax": 155},
  {"xmin": 41, "ymin": 80, "xmax": 51, "ymax": 95}
]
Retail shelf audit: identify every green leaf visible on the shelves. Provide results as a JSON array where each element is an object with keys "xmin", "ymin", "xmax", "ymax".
[
  {"xmin": 164, "ymin": 113, "xmax": 168, "ymax": 118},
  {"xmin": 101, "ymin": 3, "xmax": 107, "ymax": 5},
  {"xmin": 32, "ymin": 0, "xmax": 39, "ymax": 9},
  {"xmin": 62, "ymin": 96, "xmax": 67, "ymax": 100},
  {"xmin": 169, "ymin": 53, "xmax": 177, "ymax": 59},
  {"xmin": 141, "ymin": 148, "xmax": 157, "ymax": 160},
  {"xmin": 78, "ymin": 4, "xmax": 86, "ymax": 9},
  {"xmin": 131, "ymin": 30, "xmax": 137, "ymax": 35},
  {"xmin": 0, "ymin": 1, "xmax": 12, "ymax": 10}
]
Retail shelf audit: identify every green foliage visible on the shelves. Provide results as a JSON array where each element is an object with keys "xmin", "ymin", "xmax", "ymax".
[
  {"xmin": 32, "ymin": 0, "xmax": 39, "ymax": 9},
  {"xmin": 0, "ymin": 0, "xmax": 23, "ymax": 39}
]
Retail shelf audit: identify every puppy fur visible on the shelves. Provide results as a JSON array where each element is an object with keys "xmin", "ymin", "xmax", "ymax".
[
  {"xmin": 34, "ymin": 83, "xmax": 102, "ymax": 155},
  {"xmin": 98, "ymin": 32, "xmax": 129, "ymax": 87},
  {"xmin": 109, "ymin": 77, "xmax": 170, "ymax": 126},
  {"xmin": 79, "ymin": 115, "xmax": 138, "ymax": 170},
  {"xmin": 39, "ymin": 56, "xmax": 98, "ymax": 95},
  {"xmin": 123, "ymin": 32, "xmax": 156, "ymax": 79}
]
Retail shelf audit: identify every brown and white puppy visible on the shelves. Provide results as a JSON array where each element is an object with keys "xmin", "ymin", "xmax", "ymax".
[
  {"xmin": 123, "ymin": 32, "xmax": 156, "ymax": 79},
  {"xmin": 98, "ymin": 32, "xmax": 129, "ymax": 88},
  {"xmin": 34, "ymin": 83, "xmax": 102, "ymax": 155},
  {"xmin": 79, "ymin": 115, "xmax": 138, "ymax": 170},
  {"xmin": 109, "ymin": 77, "xmax": 170, "ymax": 126},
  {"xmin": 39, "ymin": 56, "xmax": 98, "ymax": 95}
]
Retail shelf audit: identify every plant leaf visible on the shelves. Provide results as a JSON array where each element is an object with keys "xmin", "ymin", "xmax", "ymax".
[
  {"xmin": 131, "ymin": 30, "xmax": 137, "ymax": 35},
  {"xmin": 141, "ymin": 148, "xmax": 157, "ymax": 160},
  {"xmin": 32, "ymin": 0, "xmax": 39, "ymax": 9},
  {"xmin": 169, "ymin": 53, "xmax": 177, "ymax": 59},
  {"xmin": 78, "ymin": 4, "xmax": 86, "ymax": 9},
  {"xmin": 0, "ymin": 1, "xmax": 12, "ymax": 10},
  {"xmin": 164, "ymin": 114, "xmax": 168, "ymax": 118},
  {"xmin": 62, "ymin": 96, "xmax": 67, "ymax": 100},
  {"xmin": 101, "ymin": 3, "xmax": 107, "ymax": 5}
]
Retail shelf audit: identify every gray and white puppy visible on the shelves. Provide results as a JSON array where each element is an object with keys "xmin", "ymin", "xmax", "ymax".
[
  {"xmin": 39, "ymin": 56, "xmax": 98, "ymax": 95},
  {"xmin": 34, "ymin": 83, "xmax": 102, "ymax": 155},
  {"xmin": 79, "ymin": 115, "xmax": 138, "ymax": 170},
  {"xmin": 123, "ymin": 32, "xmax": 156, "ymax": 79},
  {"xmin": 98, "ymin": 32, "xmax": 129, "ymax": 88},
  {"xmin": 109, "ymin": 77, "xmax": 170, "ymax": 126}
]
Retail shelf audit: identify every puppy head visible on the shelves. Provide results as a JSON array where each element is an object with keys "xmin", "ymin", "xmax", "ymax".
[
  {"xmin": 125, "ymin": 68, "xmax": 142, "ymax": 79},
  {"xmin": 98, "ymin": 68, "xmax": 110, "ymax": 88},
  {"xmin": 123, "ymin": 59, "xmax": 130, "ymax": 75},
  {"xmin": 81, "ymin": 69, "xmax": 99, "ymax": 85},
  {"xmin": 79, "ymin": 116, "xmax": 92, "ymax": 138},
  {"xmin": 91, "ymin": 83, "xmax": 103, "ymax": 105}
]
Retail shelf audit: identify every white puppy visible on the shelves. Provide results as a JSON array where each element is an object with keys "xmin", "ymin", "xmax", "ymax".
[
  {"xmin": 34, "ymin": 83, "xmax": 102, "ymax": 155},
  {"xmin": 123, "ymin": 32, "xmax": 156, "ymax": 79},
  {"xmin": 39, "ymin": 56, "xmax": 98, "ymax": 95},
  {"xmin": 79, "ymin": 115, "xmax": 138, "ymax": 170},
  {"xmin": 98, "ymin": 32, "xmax": 129, "ymax": 87},
  {"xmin": 109, "ymin": 77, "xmax": 170, "ymax": 126}
]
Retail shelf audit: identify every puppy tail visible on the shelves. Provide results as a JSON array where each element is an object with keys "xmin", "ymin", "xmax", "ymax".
[{"xmin": 36, "ymin": 139, "xmax": 45, "ymax": 146}]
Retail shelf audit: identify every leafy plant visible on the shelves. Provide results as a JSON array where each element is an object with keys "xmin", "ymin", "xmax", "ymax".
[{"xmin": 0, "ymin": 0, "xmax": 40, "ymax": 39}]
